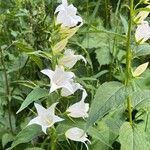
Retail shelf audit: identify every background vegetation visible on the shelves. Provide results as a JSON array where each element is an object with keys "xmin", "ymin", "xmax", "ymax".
[{"xmin": 0, "ymin": 0, "xmax": 150, "ymax": 150}]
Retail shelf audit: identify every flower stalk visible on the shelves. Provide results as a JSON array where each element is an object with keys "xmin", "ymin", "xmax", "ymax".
[
  {"xmin": 51, "ymin": 128, "xmax": 57, "ymax": 150},
  {"xmin": 125, "ymin": 0, "xmax": 134, "ymax": 125}
]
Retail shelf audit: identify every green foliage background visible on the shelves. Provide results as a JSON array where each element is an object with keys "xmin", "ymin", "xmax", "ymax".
[{"xmin": 0, "ymin": 0, "xmax": 150, "ymax": 150}]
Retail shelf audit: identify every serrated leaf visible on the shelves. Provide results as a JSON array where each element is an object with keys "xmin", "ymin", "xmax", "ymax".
[
  {"xmin": 119, "ymin": 122, "xmax": 150, "ymax": 150},
  {"xmin": 86, "ymin": 82, "xmax": 127, "ymax": 129},
  {"xmin": 17, "ymin": 87, "xmax": 49, "ymax": 113},
  {"xmin": 133, "ymin": 62, "xmax": 149, "ymax": 77},
  {"xmin": 10, "ymin": 125, "xmax": 41, "ymax": 149}
]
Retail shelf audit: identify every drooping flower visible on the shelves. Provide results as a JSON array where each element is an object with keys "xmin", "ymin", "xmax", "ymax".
[
  {"xmin": 132, "ymin": 62, "xmax": 149, "ymax": 77},
  {"xmin": 55, "ymin": 0, "xmax": 83, "ymax": 27},
  {"xmin": 135, "ymin": 21, "xmax": 150, "ymax": 44},
  {"xmin": 27, "ymin": 103, "xmax": 64, "ymax": 134},
  {"xmin": 58, "ymin": 49, "xmax": 87, "ymax": 69},
  {"xmin": 66, "ymin": 86, "xmax": 88, "ymax": 118},
  {"xmin": 65, "ymin": 127, "xmax": 90, "ymax": 150},
  {"xmin": 134, "ymin": 5, "xmax": 150, "ymax": 23},
  {"xmin": 61, "ymin": 81, "xmax": 87, "ymax": 101},
  {"xmin": 41, "ymin": 66, "xmax": 75, "ymax": 94},
  {"xmin": 66, "ymin": 99, "xmax": 89, "ymax": 118}
]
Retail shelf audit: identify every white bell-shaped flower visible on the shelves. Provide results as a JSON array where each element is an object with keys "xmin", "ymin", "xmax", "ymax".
[
  {"xmin": 27, "ymin": 103, "xmax": 64, "ymax": 134},
  {"xmin": 61, "ymin": 81, "xmax": 87, "ymax": 101},
  {"xmin": 66, "ymin": 100, "xmax": 89, "ymax": 118},
  {"xmin": 55, "ymin": 0, "xmax": 83, "ymax": 27},
  {"xmin": 61, "ymin": 81, "xmax": 82, "ymax": 96},
  {"xmin": 135, "ymin": 21, "xmax": 150, "ymax": 44},
  {"xmin": 65, "ymin": 127, "xmax": 90, "ymax": 149},
  {"xmin": 58, "ymin": 49, "xmax": 87, "ymax": 69},
  {"xmin": 41, "ymin": 66, "xmax": 75, "ymax": 94},
  {"xmin": 66, "ymin": 88, "xmax": 89, "ymax": 118}
]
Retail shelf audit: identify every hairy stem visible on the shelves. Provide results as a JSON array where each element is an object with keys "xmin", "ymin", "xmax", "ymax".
[
  {"xmin": 0, "ymin": 49, "xmax": 13, "ymax": 133},
  {"xmin": 51, "ymin": 128, "xmax": 57, "ymax": 150},
  {"xmin": 125, "ymin": 0, "xmax": 134, "ymax": 125}
]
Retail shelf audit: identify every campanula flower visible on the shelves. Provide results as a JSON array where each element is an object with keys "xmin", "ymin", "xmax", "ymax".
[
  {"xmin": 27, "ymin": 103, "xmax": 64, "ymax": 134},
  {"xmin": 58, "ymin": 49, "xmax": 87, "ymax": 69},
  {"xmin": 41, "ymin": 66, "xmax": 75, "ymax": 94},
  {"xmin": 65, "ymin": 127, "xmax": 90, "ymax": 149},
  {"xmin": 55, "ymin": 0, "xmax": 83, "ymax": 27},
  {"xmin": 135, "ymin": 21, "xmax": 150, "ymax": 44}
]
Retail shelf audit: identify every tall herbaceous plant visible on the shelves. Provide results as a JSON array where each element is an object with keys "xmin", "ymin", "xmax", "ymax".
[{"xmin": 0, "ymin": 0, "xmax": 150, "ymax": 149}]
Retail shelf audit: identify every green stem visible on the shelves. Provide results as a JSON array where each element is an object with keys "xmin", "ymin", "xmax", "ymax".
[
  {"xmin": 0, "ymin": 49, "xmax": 13, "ymax": 133},
  {"xmin": 104, "ymin": 0, "xmax": 110, "ymax": 28},
  {"xmin": 51, "ymin": 128, "xmax": 57, "ymax": 150},
  {"xmin": 125, "ymin": 0, "xmax": 134, "ymax": 125},
  {"xmin": 144, "ymin": 110, "xmax": 149, "ymax": 132}
]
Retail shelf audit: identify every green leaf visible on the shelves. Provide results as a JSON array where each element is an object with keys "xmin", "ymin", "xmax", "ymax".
[
  {"xmin": 56, "ymin": 119, "xmax": 112, "ymax": 148},
  {"xmin": 120, "ymin": 15, "xmax": 128, "ymax": 34},
  {"xmin": 86, "ymin": 82, "xmax": 126, "ymax": 129},
  {"xmin": 88, "ymin": 126, "xmax": 113, "ymax": 149},
  {"xmin": 2, "ymin": 133, "xmax": 14, "ymax": 148},
  {"xmin": 95, "ymin": 47, "xmax": 111, "ymax": 65},
  {"xmin": 135, "ymin": 44, "xmax": 150, "ymax": 56},
  {"xmin": 10, "ymin": 125, "xmax": 41, "ymax": 149},
  {"xmin": 17, "ymin": 87, "xmax": 49, "ymax": 113},
  {"xmin": 132, "ymin": 90, "xmax": 150, "ymax": 108},
  {"xmin": 7, "ymin": 54, "xmax": 28, "ymax": 73},
  {"xmin": 25, "ymin": 148, "xmax": 45, "ymax": 150},
  {"xmin": 119, "ymin": 122, "xmax": 150, "ymax": 150},
  {"xmin": 15, "ymin": 41, "xmax": 34, "ymax": 52},
  {"xmin": 81, "ymin": 32, "xmax": 108, "ymax": 49}
]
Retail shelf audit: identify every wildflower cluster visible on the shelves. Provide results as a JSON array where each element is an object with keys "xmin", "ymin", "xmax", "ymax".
[{"xmin": 27, "ymin": 0, "xmax": 90, "ymax": 148}]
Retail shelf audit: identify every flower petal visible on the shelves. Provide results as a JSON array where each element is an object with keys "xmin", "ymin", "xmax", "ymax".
[
  {"xmin": 55, "ymin": 4, "xmax": 65, "ymax": 14},
  {"xmin": 27, "ymin": 117, "xmax": 40, "ymax": 126},
  {"xmin": 53, "ymin": 115, "xmax": 64, "ymax": 123},
  {"xmin": 67, "ymin": 100, "xmax": 89, "ymax": 118},
  {"xmin": 47, "ymin": 102, "xmax": 59, "ymax": 115},
  {"xmin": 135, "ymin": 21, "xmax": 150, "ymax": 44},
  {"xmin": 41, "ymin": 126, "xmax": 48, "ymax": 134},
  {"xmin": 65, "ymin": 127, "xmax": 89, "ymax": 143},
  {"xmin": 62, "ymin": 0, "xmax": 68, "ymax": 6},
  {"xmin": 41, "ymin": 69, "xmax": 54, "ymax": 80},
  {"xmin": 34, "ymin": 103, "xmax": 47, "ymax": 116},
  {"xmin": 50, "ymin": 82, "xmax": 61, "ymax": 93}
]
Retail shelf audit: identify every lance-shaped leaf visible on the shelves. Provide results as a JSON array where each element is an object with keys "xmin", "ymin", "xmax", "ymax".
[
  {"xmin": 17, "ymin": 87, "xmax": 49, "ymax": 113},
  {"xmin": 86, "ymin": 82, "xmax": 127, "ymax": 130},
  {"xmin": 9, "ymin": 125, "xmax": 42, "ymax": 149},
  {"xmin": 119, "ymin": 122, "xmax": 150, "ymax": 150}
]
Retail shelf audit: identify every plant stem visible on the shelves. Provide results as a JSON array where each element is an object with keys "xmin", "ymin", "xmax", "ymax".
[
  {"xmin": 0, "ymin": 49, "xmax": 13, "ymax": 133},
  {"xmin": 144, "ymin": 110, "xmax": 149, "ymax": 132},
  {"xmin": 51, "ymin": 128, "xmax": 57, "ymax": 150},
  {"xmin": 125, "ymin": 0, "xmax": 134, "ymax": 125}
]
